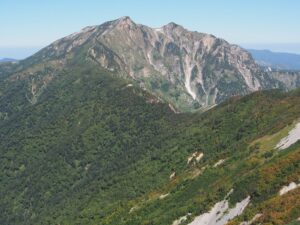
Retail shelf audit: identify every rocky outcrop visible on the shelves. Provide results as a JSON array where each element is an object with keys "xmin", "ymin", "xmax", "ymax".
[{"xmin": 5, "ymin": 16, "xmax": 300, "ymax": 111}]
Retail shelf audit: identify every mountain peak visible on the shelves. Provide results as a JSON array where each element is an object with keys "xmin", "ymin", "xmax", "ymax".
[
  {"xmin": 17, "ymin": 17, "xmax": 299, "ymax": 111},
  {"xmin": 115, "ymin": 16, "xmax": 135, "ymax": 25},
  {"xmin": 163, "ymin": 22, "xmax": 181, "ymax": 29},
  {"xmin": 108, "ymin": 16, "xmax": 138, "ymax": 31}
]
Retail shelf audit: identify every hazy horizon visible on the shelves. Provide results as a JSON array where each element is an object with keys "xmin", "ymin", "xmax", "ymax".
[{"xmin": 1, "ymin": 0, "xmax": 300, "ymax": 59}]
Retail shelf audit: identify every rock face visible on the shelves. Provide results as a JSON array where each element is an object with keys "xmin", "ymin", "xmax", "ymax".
[
  {"xmin": 279, "ymin": 182, "xmax": 300, "ymax": 195},
  {"xmin": 276, "ymin": 122, "xmax": 300, "ymax": 150},
  {"xmin": 3, "ymin": 16, "xmax": 299, "ymax": 111},
  {"xmin": 188, "ymin": 195, "xmax": 251, "ymax": 225}
]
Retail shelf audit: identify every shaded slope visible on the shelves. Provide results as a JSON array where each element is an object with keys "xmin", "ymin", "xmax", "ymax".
[{"xmin": 0, "ymin": 64, "xmax": 181, "ymax": 224}]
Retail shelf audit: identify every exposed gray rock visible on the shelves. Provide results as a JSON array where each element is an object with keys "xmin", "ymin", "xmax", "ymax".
[{"xmin": 4, "ymin": 16, "xmax": 300, "ymax": 111}]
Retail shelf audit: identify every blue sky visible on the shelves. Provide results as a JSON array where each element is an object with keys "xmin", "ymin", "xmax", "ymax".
[{"xmin": 1, "ymin": 0, "xmax": 300, "ymax": 58}]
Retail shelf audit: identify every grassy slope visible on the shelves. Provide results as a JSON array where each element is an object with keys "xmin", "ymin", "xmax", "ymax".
[
  {"xmin": 0, "ymin": 62, "xmax": 300, "ymax": 224},
  {"xmin": 114, "ymin": 90, "xmax": 300, "ymax": 225}
]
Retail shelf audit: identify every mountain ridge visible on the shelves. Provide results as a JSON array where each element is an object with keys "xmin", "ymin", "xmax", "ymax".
[
  {"xmin": 4, "ymin": 16, "xmax": 299, "ymax": 112},
  {"xmin": 0, "ymin": 17, "xmax": 300, "ymax": 225},
  {"xmin": 248, "ymin": 49, "xmax": 300, "ymax": 71},
  {"xmin": 0, "ymin": 58, "xmax": 18, "ymax": 62}
]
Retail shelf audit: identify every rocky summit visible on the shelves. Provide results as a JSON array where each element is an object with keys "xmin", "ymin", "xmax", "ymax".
[{"xmin": 5, "ymin": 16, "xmax": 299, "ymax": 111}]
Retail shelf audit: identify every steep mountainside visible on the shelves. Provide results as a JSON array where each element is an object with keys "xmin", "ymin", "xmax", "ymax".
[
  {"xmin": 1, "ymin": 17, "xmax": 298, "ymax": 112},
  {"xmin": 1, "ymin": 17, "xmax": 300, "ymax": 225},
  {"xmin": 0, "ymin": 58, "xmax": 300, "ymax": 224},
  {"xmin": 269, "ymin": 71, "xmax": 300, "ymax": 90}
]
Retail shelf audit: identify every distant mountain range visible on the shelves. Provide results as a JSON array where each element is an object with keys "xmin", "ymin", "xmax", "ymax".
[
  {"xmin": 0, "ymin": 58, "xmax": 18, "ymax": 63},
  {"xmin": 248, "ymin": 49, "xmax": 300, "ymax": 71}
]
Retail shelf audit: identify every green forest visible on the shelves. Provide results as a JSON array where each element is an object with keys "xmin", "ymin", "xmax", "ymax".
[{"xmin": 0, "ymin": 62, "xmax": 300, "ymax": 224}]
